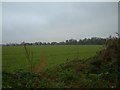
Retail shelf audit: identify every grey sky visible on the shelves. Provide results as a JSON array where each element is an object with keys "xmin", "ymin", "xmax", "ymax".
[
  {"xmin": 2, "ymin": 2, "xmax": 118, "ymax": 44},
  {"xmin": 0, "ymin": 3, "xmax": 2, "ymax": 44}
]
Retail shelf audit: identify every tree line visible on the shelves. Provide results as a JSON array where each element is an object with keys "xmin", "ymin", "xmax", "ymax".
[{"xmin": 3, "ymin": 37, "xmax": 111, "ymax": 46}]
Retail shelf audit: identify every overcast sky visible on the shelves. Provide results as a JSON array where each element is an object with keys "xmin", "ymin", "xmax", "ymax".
[{"xmin": 2, "ymin": 2, "xmax": 118, "ymax": 44}]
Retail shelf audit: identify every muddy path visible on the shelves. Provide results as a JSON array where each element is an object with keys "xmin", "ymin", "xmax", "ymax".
[
  {"xmin": 33, "ymin": 50, "xmax": 48, "ymax": 73},
  {"xmin": 32, "ymin": 50, "xmax": 57, "ymax": 81}
]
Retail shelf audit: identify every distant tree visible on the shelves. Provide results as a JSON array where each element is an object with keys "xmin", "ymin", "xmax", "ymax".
[
  {"xmin": 68, "ymin": 39, "xmax": 77, "ymax": 45},
  {"xmin": 42, "ymin": 42, "xmax": 47, "ymax": 45},
  {"xmin": 21, "ymin": 42, "xmax": 26, "ymax": 45},
  {"xmin": 59, "ymin": 42, "xmax": 65, "ymax": 45},
  {"xmin": 47, "ymin": 42, "xmax": 50, "ymax": 45},
  {"xmin": 4, "ymin": 37, "xmax": 108, "ymax": 46},
  {"xmin": 51, "ymin": 42, "xmax": 58, "ymax": 45}
]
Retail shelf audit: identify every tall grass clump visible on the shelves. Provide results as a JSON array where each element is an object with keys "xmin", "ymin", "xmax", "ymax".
[{"xmin": 24, "ymin": 45, "xmax": 33, "ymax": 73}]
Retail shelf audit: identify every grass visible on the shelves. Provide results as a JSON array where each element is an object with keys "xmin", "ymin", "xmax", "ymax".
[
  {"xmin": 0, "ymin": 46, "xmax": 2, "ymax": 89},
  {"xmin": 2, "ymin": 45, "xmax": 102, "ymax": 72},
  {"xmin": 2, "ymin": 37, "xmax": 119, "ymax": 88}
]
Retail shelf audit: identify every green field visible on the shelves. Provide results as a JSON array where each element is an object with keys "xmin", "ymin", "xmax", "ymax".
[{"xmin": 2, "ymin": 45, "xmax": 102, "ymax": 72}]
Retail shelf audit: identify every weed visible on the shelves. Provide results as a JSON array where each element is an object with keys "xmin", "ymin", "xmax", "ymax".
[{"xmin": 24, "ymin": 45, "xmax": 33, "ymax": 73}]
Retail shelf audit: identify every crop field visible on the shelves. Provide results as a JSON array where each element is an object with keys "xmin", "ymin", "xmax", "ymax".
[{"xmin": 2, "ymin": 45, "xmax": 102, "ymax": 72}]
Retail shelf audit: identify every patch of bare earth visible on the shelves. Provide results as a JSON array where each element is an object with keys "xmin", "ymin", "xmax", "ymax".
[
  {"xmin": 32, "ymin": 50, "xmax": 57, "ymax": 81},
  {"xmin": 33, "ymin": 50, "xmax": 47, "ymax": 73}
]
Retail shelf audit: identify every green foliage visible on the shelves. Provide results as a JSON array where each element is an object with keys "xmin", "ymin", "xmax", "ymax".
[
  {"xmin": 57, "ymin": 68, "xmax": 78, "ymax": 82},
  {"xmin": 2, "ymin": 70, "xmax": 41, "ymax": 88},
  {"xmin": 2, "ymin": 69, "xmax": 65, "ymax": 88},
  {"xmin": 2, "ymin": 37, "xmax": 119, "ymax": 88}
]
